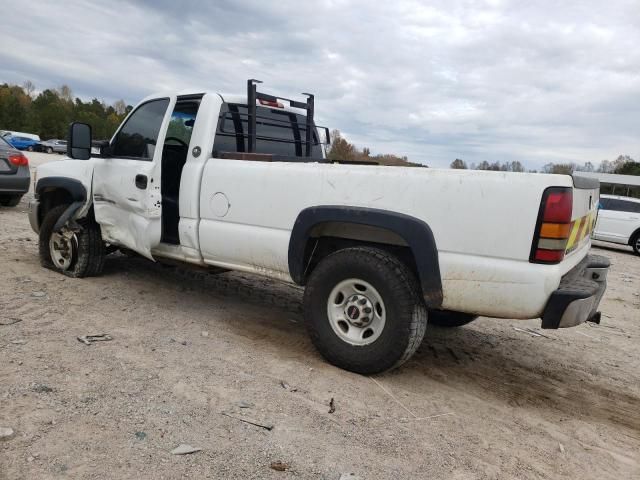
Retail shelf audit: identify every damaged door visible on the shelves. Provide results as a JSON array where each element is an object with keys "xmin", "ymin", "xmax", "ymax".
[{"xmin": 92, "ymin": 98, "xmax": 171, "ymax": 259}]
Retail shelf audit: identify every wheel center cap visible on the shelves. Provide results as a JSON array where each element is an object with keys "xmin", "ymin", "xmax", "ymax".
[
  {"xmin": 346, "ymin": 305, "xmax": 360, "ymax": 320},
  {"xmin": 344, "ymin": 295, "xmax": 373, "ymax": 327}
]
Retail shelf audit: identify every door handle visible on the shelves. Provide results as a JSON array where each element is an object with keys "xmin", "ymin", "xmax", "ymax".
[{"xmin": 135, "ymin": 174, "xmax": 148, "ymax": 189}]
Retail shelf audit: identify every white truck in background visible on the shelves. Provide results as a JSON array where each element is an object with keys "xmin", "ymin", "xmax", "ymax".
[{"xmin": 29, "ymin": 80, "xmax": 610, "ymax": 374}]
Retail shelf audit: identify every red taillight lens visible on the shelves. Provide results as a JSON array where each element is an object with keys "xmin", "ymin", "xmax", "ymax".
[
  {"xmin": 543, "ymin": 190, "xmax": 573, "ymax": 223},
  {"xmin": 534, "ymin": 249, "xmax": 565, "ymax": 263},
  {"xmin": 531, "ymin": 187, "xmax": 573, "ymax": 264},
  {"xmin": 8, "ymin": 153, "xmax": 28, "ymax": 167}
]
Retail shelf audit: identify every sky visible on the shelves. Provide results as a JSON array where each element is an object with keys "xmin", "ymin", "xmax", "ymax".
[{"xmin": 1, "ymin": 0, "xmax": 639, "ymax": 168}]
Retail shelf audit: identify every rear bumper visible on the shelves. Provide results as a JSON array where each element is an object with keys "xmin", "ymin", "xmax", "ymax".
[
  {"xmin": 0, "ymin": 166, "xmax": 30, "ymax": 195},
  {"xmin": 541, "ymin": 254, "xmax": 610, "ymax": 329}
]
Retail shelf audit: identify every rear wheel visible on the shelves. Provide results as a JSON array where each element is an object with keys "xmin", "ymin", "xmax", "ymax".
[
  {"xmin": 303, "ymin": 247, "xmax": 427, "ymax": 374},
  {"xmin": 428, "ymin": 310, "xmax": 478, "ymax": 328},
  {"xmin": 39, "ymin": 204, "xmax": 106, "ymax": 278},
  {"xmin": 0, "ymin": 195, "xmax": 21, "ymax": 207},
  {"xmin": 632, "ymin": 232, "xmax": 640, "ymax": 256},
  {"xmin": 27, "ymin": 146, "xmax": 33, "ymax": 152}
]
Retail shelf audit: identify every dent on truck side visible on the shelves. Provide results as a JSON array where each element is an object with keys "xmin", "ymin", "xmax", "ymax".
[{"xmin": 288, "ymin": 205, "xmax": 443, "ymax": 308}]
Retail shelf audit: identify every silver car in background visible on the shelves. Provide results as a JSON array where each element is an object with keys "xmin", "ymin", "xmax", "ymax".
[{"xmin": 41, "ymin": 139, "xmax": 67, "ymax": 154}]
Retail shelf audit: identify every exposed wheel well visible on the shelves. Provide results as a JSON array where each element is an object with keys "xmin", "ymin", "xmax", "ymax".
[{"xmin": 38, "ymin": 188, "xmax": 73, "ymax": 225}]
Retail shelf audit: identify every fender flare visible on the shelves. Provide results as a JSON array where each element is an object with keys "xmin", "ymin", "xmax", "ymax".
[
  {"xmin": 36, "ymin": 176, "xmax": 87, "ymax": 202},
  {"xmin": 35, "ymin": 177, "xmax": 88, "ymax": 232},
  {"xmin": 288, "ymin": 205, "xmax": 443, "ymax": 307}
]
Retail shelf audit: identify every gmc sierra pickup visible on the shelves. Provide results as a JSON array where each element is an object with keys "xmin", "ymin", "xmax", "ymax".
[{"xmin": 28, "ymin": 80, "xmax": 610, "ymax": 374}]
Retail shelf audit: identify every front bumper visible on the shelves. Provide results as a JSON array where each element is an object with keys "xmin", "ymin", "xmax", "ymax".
[
  {"xmin": 541, "ymin": 254, "xmax": 610, "ymax": 329},
  {"xmin": 28, "ymin": 198, "xmax": 40, "ymax": 234}
]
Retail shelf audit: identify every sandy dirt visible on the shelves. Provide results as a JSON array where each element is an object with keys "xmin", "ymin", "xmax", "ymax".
[{"xmin": 1, "ymin": 153, "xmax": 639, "ymax": 479}]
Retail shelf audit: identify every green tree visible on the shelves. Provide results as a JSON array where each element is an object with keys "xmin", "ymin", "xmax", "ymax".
[{"xmin": 450, "ymin": 159, "xmax": 467, "ymax": 169}]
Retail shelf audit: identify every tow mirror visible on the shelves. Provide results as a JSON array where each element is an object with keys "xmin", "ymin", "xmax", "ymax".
[{"xmin": 68, "ymin": 122, "xmax": 92, "ymax": 160}]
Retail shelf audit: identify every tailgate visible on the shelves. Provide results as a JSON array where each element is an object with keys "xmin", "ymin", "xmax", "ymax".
[{"xmin": 565, "ymin": 176, "xmax": 600, "ymax": 256}]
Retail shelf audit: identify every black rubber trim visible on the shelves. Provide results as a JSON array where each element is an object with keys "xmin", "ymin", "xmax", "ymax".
[
  {"xmin": 288, "ymin": 206, "xmax": 443, "ymax": 307},
  {"xmin": 36, "ymin": 177, "xmax": 86, "ymax": 202},
  {"xmin": 572, "ymin": 175, "xmax": 600, "ymax": 189},
  {"xmin": 541, "ymin": 254, "xmax": 610, "ymax": 329}
]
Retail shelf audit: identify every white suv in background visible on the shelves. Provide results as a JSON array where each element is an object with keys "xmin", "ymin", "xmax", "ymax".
[{"xmin": 594, "ymin": 194, "xmax": 640, "ymax": 255}]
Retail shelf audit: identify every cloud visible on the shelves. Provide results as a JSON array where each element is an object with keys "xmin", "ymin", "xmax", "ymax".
[{"xmin": 1, "ymin": 0, "xmax": 638, "ymax": 168}]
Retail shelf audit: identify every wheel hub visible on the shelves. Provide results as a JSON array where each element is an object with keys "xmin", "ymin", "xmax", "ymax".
[
  {"xmin": 49, "ymin": 229, "xmax": 76, "ymax": 270},
  {"xmin": 327, "ymin": 279, "xmax": 386, "ymax": 346},
  {"xmin": 344, "ymin": 294, "xmax": 374, "ymax": 327}
]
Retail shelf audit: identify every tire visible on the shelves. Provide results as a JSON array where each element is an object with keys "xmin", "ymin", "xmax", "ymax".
[
  {"xmin": 47, "ymin": 147, "xmax": 53, "ymax": 154},
  {"xmin": 632, "ymin": 232, "xmax": 640, "ymax": 256},
  {"xmin": 428, "ymin": 310, "xmax": 478, "ymax": 328},
  {"xmin": 0, "ymin": 195, "xmax": 21, "ymax": 207},
  {"xmin": 39, "ymin": 204, "xmax": 106, "ymax": 278},
  {"xmin": 27, "ymin": 146, "xmax": 33, "ymax": 152},
  {"xmin": 303, "ymin": 246, "xmax": 427, "ymax": 374}
]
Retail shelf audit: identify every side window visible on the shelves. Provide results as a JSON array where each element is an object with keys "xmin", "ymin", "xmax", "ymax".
[
  {"xmin": 604, "ymin": 199, "xmax": 640, "ymax": 213},
  {"xmin": 112, "ymin": 98, "xmax": 170, "ymax": 159},
  {"xmin": 165, "ymin": 100, "xmax": 200, "ymax": 147},
  {"xmin": 623, "ymin": 201, "xmax": 640, "ymax": 214}
]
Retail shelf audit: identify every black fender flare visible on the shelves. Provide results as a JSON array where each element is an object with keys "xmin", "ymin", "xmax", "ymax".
[
  {"xmin": 36, "ymin": 176, "xmax": 87, "ymax": 202},
  {"xmin": 35, "ymin": 177, "xmax": 88, "ymax": 232},
  {"xmin": 288, "ymin": 205, "xmax": 443, "ymax": 307}
]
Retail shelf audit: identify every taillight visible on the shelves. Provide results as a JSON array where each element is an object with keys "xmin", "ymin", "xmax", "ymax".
[
  {"xmin": 258, "ymin": 98, "xmax": 284, "ymax": 108},
  {"xmin": 8, "ymin": 153, "xmax": 28, "ymax": 167},
  {"xmin": 530, "ymin": 187, "xmax": 573, "ymax": 264}
]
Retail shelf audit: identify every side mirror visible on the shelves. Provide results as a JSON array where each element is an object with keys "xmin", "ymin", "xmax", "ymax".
[{"xmin": 67, "ymin": 122, "xmax": 92, "ymax": 160}]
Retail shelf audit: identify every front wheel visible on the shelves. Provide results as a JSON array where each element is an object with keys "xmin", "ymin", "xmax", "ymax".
[
  {"xmin": 39, "ymin": 204, "xmax": 106, "ymax": 278},
  {"xmin": 303, "ymin": 247, "xmax": 427, "ymax": 374},
  {"xmin": 47, "ymin": 147, "xmax": 53, "ymax": 154}
]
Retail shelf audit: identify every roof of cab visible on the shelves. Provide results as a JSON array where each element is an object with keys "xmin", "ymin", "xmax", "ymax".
[{"xmin": 137, "ymin": 91, "xmax": 308, "ymax": 116}]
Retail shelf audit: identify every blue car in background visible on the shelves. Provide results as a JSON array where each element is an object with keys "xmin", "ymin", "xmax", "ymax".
[{"xmin": 6, "ymin": 135, "xmax": 42, "ymax": 151}]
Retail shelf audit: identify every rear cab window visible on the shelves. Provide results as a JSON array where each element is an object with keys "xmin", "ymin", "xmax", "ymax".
[{"xmin": 213, "ymin": 103, "xmax": 322, "ymax": 159}]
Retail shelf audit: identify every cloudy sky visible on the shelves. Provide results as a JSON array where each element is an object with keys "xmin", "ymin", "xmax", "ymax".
[{"xmin": 1, "ymin": 0, "xmax": 639, "ymax": 168}]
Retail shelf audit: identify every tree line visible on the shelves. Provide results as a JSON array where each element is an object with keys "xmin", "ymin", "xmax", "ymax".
[
  {"xmin": 326, "ymin": 130, "xmax": 422, "ymax": 167},
  {"xmin": 450, "ymin": 155, "xmax": 640, "ymax": 176},
  {"xmin": 0, "ymin": 81, "xmax": 131, "ymax": 140}
]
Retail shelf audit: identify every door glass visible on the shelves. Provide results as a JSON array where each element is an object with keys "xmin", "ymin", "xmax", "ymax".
[
  {"xmin": 112, "ymin": 98, "xmax": 170, "ymax": 159},
  {"xmin": 166, "ymin": 100, "xmax": 200, "ymax": 147}
]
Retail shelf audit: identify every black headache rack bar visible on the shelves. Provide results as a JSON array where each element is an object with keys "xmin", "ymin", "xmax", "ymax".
[{"xmin": 247, "ymin": 79, "xmax": 324, "ymax": 157}]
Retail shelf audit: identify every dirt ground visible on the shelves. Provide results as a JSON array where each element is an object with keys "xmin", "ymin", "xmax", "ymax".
[{"xmin": 1, "ymin": 153, "xmax": 639, "ymax": 479}]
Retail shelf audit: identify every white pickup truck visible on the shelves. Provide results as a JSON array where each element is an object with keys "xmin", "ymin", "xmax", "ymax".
[{"xmin": 29, "ymin": 80, "xmax": 610, "ymax": 374}]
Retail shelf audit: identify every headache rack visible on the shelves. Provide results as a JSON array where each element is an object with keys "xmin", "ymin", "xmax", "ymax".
[
  {"xmin": 213, "ymin": 78, "xmax": 377, "ymax": 165},
  {"xmin": 245, "ymin": 79, "xmax": 329, "ymax": 158}
]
